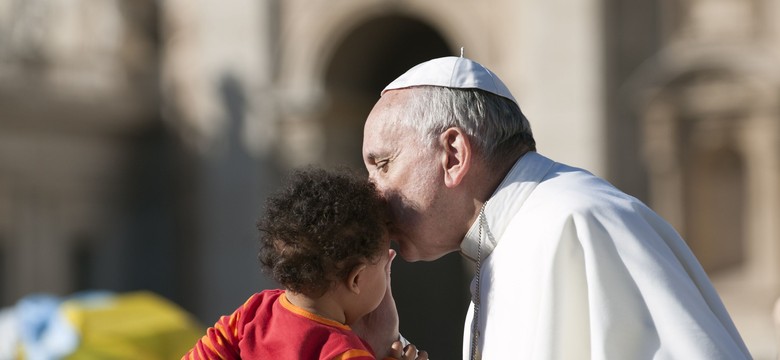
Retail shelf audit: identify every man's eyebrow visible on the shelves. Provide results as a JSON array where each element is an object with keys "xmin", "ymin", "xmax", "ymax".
[{"xmin": 365, "ymin": 151, "xmax": 386, "ymax": 162}]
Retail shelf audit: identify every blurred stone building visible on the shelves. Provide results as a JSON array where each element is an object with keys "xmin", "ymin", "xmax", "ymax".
[{"xmin": 0, "ymin": 0, "xmax": 778, "ymax": 358}]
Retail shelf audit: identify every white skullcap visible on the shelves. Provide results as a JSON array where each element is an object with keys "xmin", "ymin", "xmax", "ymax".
[{"xmin": 381, "ymin": 56, "xmax": 518, "ymax": 105}]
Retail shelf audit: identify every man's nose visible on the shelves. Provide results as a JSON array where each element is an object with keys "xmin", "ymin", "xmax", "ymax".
[{"xmin": 368, "ymin": 178, "xmax": 388, "ymax": 197}]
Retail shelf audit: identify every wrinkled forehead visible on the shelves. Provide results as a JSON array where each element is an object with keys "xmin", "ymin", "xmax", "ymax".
[
  {"xmin": 365, "ymin": 90, "xmax": 412, "ymax": 133},
  {"xmin": 363, "ymin": 117, "xmax": 395, "ymax": 159},
  {"xmin": 363, "ymin": 97, "xmax": 419, "ymax": 160},
  {"xmin": 373, "ymin": 89, "xmax": 412, "ymax": 118}
]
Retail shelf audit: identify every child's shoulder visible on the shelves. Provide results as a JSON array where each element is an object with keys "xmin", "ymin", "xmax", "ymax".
[
  {"xmin": 248, "ymin": 288, "xmax": 283, "ymax": 304},
  {"xmin": 238, "ymin": 289, "xmax": 284, "ymax": 315}
]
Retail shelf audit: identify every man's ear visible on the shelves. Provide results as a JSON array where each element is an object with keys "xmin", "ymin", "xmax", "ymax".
[
  {"xmin": 439, "ymin": 127, "xmax": 471, "ymax": 188},
  {"xmin": 345, "ymin": 263, "xmax": 367, "ymax": 295}
]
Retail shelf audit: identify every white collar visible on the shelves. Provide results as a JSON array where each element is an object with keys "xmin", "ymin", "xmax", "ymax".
[{"xmin": 460, "ymin": 152, "xmax": 556, "ymax": 262}]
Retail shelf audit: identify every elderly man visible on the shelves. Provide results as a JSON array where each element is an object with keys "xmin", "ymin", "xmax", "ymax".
[{"xmin": 361, "ymin": 56, "xmax": 750, "ymax": 359}]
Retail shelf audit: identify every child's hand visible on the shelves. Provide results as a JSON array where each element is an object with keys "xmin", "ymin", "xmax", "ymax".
[
  {"xmin": 390, "ymin": 340, "xmax": 428, "ymax": 360},
  {"xmin": 352, "ymin": 249, "xmax": 400, "ymax": 358}
]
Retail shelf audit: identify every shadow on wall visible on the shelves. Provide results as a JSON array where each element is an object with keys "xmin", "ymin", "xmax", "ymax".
[{"xmin": 181, "ymin": 72, "xmax": 281, "ymax": 324}]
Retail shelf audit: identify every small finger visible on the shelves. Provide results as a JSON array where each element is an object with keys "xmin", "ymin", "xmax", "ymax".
[
  {"xmin": 389, "ymin": 340, "xmax": 404, "ymax": 358},
  {"xmin": 416, "ymin": 350, "xmax": 429, "ymax": 360},
  {"xmin": 403, "ymin": 344, "xmax": 418, "ymax": 359}
]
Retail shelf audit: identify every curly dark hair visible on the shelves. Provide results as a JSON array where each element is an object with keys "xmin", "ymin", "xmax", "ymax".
[{"xmin": 257, "ymin": 167, "xmax": 389, "ymax": 297}]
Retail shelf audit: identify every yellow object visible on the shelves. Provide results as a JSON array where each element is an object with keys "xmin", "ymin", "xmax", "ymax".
[{"xmin": 60, "ymin": 292, "xmax": 203, "ymax": 360}]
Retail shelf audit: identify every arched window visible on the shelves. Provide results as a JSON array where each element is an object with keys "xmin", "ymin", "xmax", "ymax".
[
  {"xmin": 685, "ymin": 145, "xmax": 746, "ymax": 272},
  {"xmin": 641, "ymin": 69, "xmax": 752, "ymax": 274},
  {"xmin": 322, "ymin": 15, "xmax": 452, "ymax": 169}
]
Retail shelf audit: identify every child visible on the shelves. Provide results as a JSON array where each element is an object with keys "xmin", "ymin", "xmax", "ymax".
[{"xmin": 182, "ymin": 168, "xmax": 425, "ymax": 360}]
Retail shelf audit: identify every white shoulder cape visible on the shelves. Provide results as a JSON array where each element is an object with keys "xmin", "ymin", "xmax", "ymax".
[{"xmin": 460, "ymin": 152, "xmax": 751, "ymax": 359}]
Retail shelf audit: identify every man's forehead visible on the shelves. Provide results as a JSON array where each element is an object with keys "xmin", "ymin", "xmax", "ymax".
[
  {"xmin": 362, "ymin": 117, "xmax": 388, "ymax": 156},
  {"xmin": 373, "ymin": 89, "xmax": 409, "ymax": 113},
  {"xmin": 363, "ymin": 124, "xmax": 393, "ymax": 153},
  {"xmin": 363, "ymin": 117, "xmax": 406, "ymax": 156},
  {"xmin": 372, "ymin": 91, "xmax": 414, "ymax": 124}
]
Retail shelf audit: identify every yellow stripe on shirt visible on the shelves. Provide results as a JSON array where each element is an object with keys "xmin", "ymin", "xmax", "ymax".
[
  {"xmin": 333, "ymin": 349, "xmax": 373, "ymax": 359},
  {"xmin": 279, "ymin": 292, "xmax": 352, "ymax": 331}
]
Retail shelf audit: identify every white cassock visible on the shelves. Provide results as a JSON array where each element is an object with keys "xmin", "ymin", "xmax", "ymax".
[{"xmin": 460, "ymin": 151, "xmax": 751, "ymax": 360}]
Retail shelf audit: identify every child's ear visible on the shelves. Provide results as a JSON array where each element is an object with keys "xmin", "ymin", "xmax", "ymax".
[{"xmin": 346, "ymin": 263, "xmax": 367, "ymax": 295}]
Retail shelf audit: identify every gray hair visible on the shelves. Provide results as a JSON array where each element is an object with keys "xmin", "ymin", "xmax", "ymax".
[{"xmin": 390, "ymin": 86, "xmax": 536, "ymax": 163}]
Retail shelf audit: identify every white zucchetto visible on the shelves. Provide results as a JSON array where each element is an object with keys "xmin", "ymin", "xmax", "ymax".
[{"xmin": 382, "ymin": 56, "xmax": 518, "ymax": 105}]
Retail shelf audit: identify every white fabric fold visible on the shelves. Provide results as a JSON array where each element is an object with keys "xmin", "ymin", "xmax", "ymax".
[{"xmin": 460, "ymin": 152, "xmax": 750, "ymax": 359}]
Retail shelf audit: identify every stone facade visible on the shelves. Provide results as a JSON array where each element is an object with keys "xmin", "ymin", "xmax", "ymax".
[{"xmin": 0, "ymin": 0, "xmax": 777, "ymax": 358}]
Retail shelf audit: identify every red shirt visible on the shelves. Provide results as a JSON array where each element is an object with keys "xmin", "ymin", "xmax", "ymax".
[{"xmin": 183, "ymin": 289, "xmax": 382, "ymax": 360}]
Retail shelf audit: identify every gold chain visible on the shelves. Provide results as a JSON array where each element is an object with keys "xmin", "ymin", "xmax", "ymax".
[{"xmin": 470, "ymin": 202, "xmax": 487, "ymax": 360}]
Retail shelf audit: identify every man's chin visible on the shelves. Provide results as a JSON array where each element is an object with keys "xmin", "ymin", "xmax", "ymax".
[
  {"xmin": 395, "ymin": 246, "xmax": 423, "ymax": 262},
  {"xmin": 395, "ymin": 247, "xmax": 416, "ymax": 262},
  {"xmin": 396, "ymin": 246, "xmax": 449, "ymax": 262}
]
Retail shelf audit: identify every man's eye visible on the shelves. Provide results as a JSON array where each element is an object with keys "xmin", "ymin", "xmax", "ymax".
[{"xmin": 377, "ymin": 160, "xmax": 389, "ymax": 172}]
